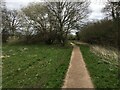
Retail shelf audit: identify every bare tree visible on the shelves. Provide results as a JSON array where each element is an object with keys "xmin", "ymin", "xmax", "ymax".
[
  {"xmin": 7, "ymin": 10, "xmax": 21, "ymax": 36},
  {"xmin": 17, "ymin": 11, "xmax": 37, "ymax": 43},
  {"xmin": 2, "ymin": 9, "xmax": 21, "ymax": 37},
  {"xmin": 103, "ymin": 0, "xmax": 120, "ymax": 49},
  {"xmin": 1, "ymin": 2, "xmax": 10, "ymax": 42},
  {"xmin": 46, "ymin": 1, "xmax": 89, "ymax": 45},
  {"xmin": 22, "ymin": 3, "xmax": 52, "ymax": 43},
  {"xmin": 22, "ymin": 1, "xmax": 90, "ymax": 45},
  {"xmin": 103, "ymin": 0, "xmax": 120, "ymax": 20}
]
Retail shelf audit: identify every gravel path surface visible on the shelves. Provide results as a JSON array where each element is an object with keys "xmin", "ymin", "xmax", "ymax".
[{"xmin": 62, "ymin": 43, "xmax": 94, "ymax": 88}]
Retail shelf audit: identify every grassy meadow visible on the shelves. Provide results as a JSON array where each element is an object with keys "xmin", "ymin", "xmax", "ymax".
[
  {"xmin": 79, "ymin": 44, "xmax": 119, "ymax": 88},
  {"xmin": 2, "ymin": 43, "xmax": 72, "ymax": 88}
]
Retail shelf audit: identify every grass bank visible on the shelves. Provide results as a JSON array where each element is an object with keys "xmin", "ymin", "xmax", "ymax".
[
  {"xmin": 79, "ymin": 44, "xmax": 119, "ymax": 88},
  {"xmin": 2, "ymin": 44, "xmax": 72, "ymax": 88}
]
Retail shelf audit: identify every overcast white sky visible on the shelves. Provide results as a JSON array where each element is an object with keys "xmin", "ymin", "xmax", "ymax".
[{"xmin": 5, "ymin": 0, "xmax": 107, "ymax": 21}]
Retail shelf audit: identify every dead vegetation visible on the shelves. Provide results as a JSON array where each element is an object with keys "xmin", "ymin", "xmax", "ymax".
[{"xmin": 90, "ymin": 45, "xmax": 119, "ymax": 66}]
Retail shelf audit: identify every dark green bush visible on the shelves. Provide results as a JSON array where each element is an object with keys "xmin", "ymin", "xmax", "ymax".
[{"xmin": 79, "ymin": 19, "xmax": 119, "ymax": 49}]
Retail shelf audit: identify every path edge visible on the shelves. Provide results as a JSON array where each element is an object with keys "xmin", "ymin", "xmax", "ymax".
[{"xmin": 61, "ymin": 44, "xmax": 74, "ymax": 88}]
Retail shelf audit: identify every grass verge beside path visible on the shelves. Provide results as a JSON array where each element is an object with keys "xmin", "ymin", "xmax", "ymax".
[
  {"xmin": 79, "ymin": 44, "xmax": 119, "ymax": 88},
  {"xmin": 2, "ymin": 44, "xmax": 72, "ymax": 88}
]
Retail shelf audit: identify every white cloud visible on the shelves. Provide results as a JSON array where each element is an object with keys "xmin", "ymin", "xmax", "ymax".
[
  {"xmin": 5, "ymin": 0, "xmax": 107, "ymax": 20},
  {"xmin": 5, "ymin": 0, "xmax": 43, "ymax": 10},
  {"xmin": 5, "ymin": 2, "xmax": 27, "ymax": 9},
  {"xmin": 88, "ymin": 0, "xmax": 106, "ymax": 20},
  {"xmin": 89, "ymin": 12, "xmax": 105, "ymax": 20},
  {"xmin": 5, "ymin": 0, "xmax": 42, "ymax": 3}
]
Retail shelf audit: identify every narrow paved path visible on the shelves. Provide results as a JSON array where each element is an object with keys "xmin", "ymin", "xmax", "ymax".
[{"xmin": 62, "ymin": 43, "xmax": 94, "ymax": 88}]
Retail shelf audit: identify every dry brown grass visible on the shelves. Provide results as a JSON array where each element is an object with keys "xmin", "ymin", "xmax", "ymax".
[{"xmin": 90, "ymin": 45, "xmax": 119, "ymax": 66}]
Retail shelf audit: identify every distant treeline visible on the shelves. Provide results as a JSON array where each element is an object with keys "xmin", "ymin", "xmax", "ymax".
[
  {"xmin": 79, "ymin": 19, "xmax": 119, "ymax": 49},
  {"xmin": 79, "ymin": 1, "xmax": 120, "ymax": 49},
  {"xmin": 2, "ymin": 1, "xmax": 89, "ymax": 46}
]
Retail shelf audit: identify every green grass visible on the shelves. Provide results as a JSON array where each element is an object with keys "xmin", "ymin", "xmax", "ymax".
[
  {"xmin": 79, "ymin": 44, "xmax": 119, "ymax": 89},
  {"xmin": 2, "ymin": 44, "xmax": 72, "ymax": 88}
]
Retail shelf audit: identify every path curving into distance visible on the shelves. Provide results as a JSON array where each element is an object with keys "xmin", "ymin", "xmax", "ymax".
[{"xmin": 62, "ymin": 43, "xmax": 94, "ymax": 88}]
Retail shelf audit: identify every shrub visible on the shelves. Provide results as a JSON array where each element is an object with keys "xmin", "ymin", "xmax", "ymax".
[{"xmin": 79, "ymin": 19, "xmax": 119, "ymax": 49}]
